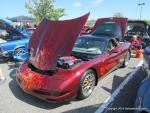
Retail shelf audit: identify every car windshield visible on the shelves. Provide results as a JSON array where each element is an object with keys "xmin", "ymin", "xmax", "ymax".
[
  {"xmin": 72, "ymin": 37, "xmax": 106, "ymax": 55},
  {"xmin": 127, "ymin": 23, "xmax": 148, "ymax": 36},
  {"xmin": 21, "ymin": 28, "xmax": 34, "ymax": 38}
]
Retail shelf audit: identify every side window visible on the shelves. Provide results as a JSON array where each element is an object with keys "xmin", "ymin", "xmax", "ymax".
[{"xmin": 107, "ymin": 39, "xmax": 117, "ymax": 51}]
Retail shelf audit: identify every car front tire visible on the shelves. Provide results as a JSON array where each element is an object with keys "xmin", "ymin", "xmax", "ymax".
[{"xmin": 77, "ymin": 69, "xmax": 96, "ymax": 100}]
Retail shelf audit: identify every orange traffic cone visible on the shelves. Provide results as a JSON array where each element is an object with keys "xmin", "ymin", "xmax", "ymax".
[{"xmin": 136, "ymin": 49, "xmax": 143, "ymax": 58}]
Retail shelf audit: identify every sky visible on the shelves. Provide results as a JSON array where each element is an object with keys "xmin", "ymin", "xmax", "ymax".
[{"xmin": 0, "ymin": 0, "xmax": 150, "ymax": 20}]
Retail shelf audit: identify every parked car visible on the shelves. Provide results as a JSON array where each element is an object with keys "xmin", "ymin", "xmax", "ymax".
[
  {"xmin": 16, "ymin": 14, "xmax": 131, "ymax": 102},
  {"xmin": 0, "ymin": 19, "xmax": 33, "ymax": 59},
  {"xmin": 125, "ymin": 20, "xmax": 150, "ymax": 48},
  {"xmin": 12, "ymin": 28, "xmax": 36, "ymax": 61},
  {"xmin": 0, "ymin": 39, "xmax": 29, "ymax": 58},
  {"xmin": 135, "ymin": 46, "xmax": 150, "ymax": 113}
]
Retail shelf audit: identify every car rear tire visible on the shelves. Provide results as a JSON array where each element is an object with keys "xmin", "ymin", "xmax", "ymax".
[
  {"xmin": 14, "ymin": 47, "xmax": 25, "ymax": 56},
  {"xmin": 77, "ymin": 69, "xmax": 96, "ymax": 100},
  {"xmin": 122, "ymin": 51, "xmax": 130, "ymax": 68}
]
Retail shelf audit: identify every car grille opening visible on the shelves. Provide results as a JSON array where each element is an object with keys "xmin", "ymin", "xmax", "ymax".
[
  {"xmin": 28, "ymin": 63, "xmax": 55, "ymax": 76},
  {"xmin": 32, "ymin": 89, "xmax": 69, "ymax": 96},
  {"xmin": 32, "ymin": 89, "xmax": 51, "ymax": 95}
]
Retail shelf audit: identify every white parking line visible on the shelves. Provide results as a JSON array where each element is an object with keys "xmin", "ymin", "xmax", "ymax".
[
  {"xmin": 0, "ymin": 67, "xmax": 5, "ymax": 85},
  {"xmin": 95, "ymin": 60, "xmax": 143, "ymax": 113}
]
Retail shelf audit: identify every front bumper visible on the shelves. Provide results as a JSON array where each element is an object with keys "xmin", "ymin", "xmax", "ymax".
[
  {"xmin": 16, "ymin": 75, "xmax": 76, "ymax": 102},
  {"xmin": 16, "ymin": 64, "xmax": 77, "ymax": 102}
]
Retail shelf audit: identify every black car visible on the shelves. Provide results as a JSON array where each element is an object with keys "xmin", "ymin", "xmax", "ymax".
[{"xmin": 125, "ymin": 20, "xmax": 150, "ymax": 48}]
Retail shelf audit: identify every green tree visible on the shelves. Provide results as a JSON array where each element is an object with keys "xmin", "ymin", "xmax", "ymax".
[
  {"xmin": 86, "ymin": 20, "xmax": 95, "ymax": 26},
  {"xmin": 113, "ymin": 12, "xmax": 124, "ymax": 18},
  {"xmin": 145, "ymin": 20, "xmax": 150, "ymax": 24},
  {"xmin": 25, "ymin": 0, "xmax": 65, "ymax": 24}
]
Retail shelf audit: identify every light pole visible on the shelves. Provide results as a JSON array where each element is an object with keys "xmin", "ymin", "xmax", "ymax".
[{"xmin": 138, "ymin": 2, "xmax": 145, "ymax": 20}]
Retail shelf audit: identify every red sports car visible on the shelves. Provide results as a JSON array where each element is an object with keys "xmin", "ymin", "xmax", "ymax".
[{"xmin": 16, "ymin": 14, "xmax": 131, "ymax": 102}]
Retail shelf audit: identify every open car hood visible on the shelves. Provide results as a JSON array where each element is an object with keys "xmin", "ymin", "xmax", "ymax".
[
  {"xmin": 127, "ymin": 20, "xmax": 149, "ymax": 35},
  {"xmin": 128, "ymin": 20, "xmax": 148, "ymax": 28},
  {"xmin": 0, "ymin": 19, "xmax": 24, "ymax": 37},
  {"xmin": 92, "ymin": 18, "xmax": 128, "ymax": 36},
  {"xmin": 29, "ymin": 13, "xmax": 89, "ymax": 70}
]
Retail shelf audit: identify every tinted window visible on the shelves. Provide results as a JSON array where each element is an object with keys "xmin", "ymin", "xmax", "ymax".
[
  {"xmin": 21, "ymin": 28, "xmax": 34, "ymax": 38},
  {"xmin": 92, "ymin": 22, "xmax": 121, "ymax": 36}
]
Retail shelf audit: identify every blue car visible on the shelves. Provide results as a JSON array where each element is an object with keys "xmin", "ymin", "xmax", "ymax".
[
  {"xmin": 135, "ymin": 46, "xmax": 150, "ymax": 113},
  {"xmin": 0, "ymin": 19, "xmax": 31, "ymax": 61}
]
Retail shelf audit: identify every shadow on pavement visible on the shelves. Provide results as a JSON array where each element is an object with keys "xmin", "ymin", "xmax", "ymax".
[
  {"xmin": 0, "ymin": 58, "xmax": 14, "ymax": 64},
  {"xmin": 101, "ymin": 73, "xmax": 129, "ymax": 94},
  {"xmin": 8, "ymin": 69, "xmax": 72, "ymax": 110},
  {"xmin": 62, "ymin": 104, "xmax": 101, "ymax": 113}
]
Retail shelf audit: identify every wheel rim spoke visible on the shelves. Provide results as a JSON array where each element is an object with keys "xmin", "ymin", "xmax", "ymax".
[
  {"xmin": 82, "ymin": 73, "xmax": 95, "ymax": 96},
  {"xmin": 16, "ymin": 49, "xmax": 25, "ymax": 55}
]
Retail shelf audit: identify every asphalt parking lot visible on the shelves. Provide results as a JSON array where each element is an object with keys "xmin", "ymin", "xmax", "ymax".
[{"xmin": 0, "ymin": 57, "xmax": 147, "ymax": 113}]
